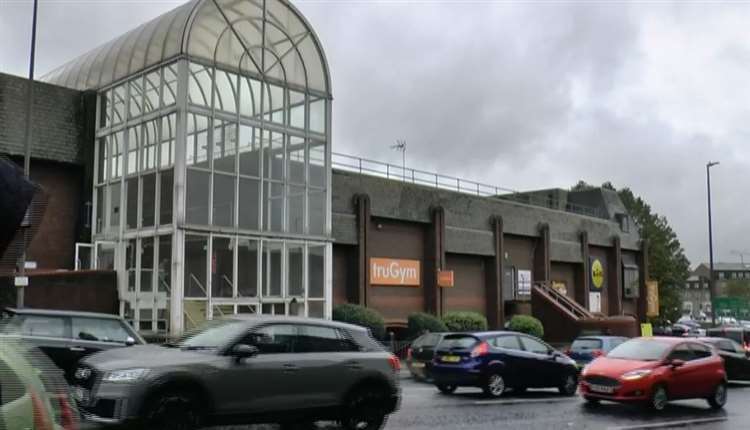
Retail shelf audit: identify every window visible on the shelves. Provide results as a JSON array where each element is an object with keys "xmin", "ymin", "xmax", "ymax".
[
  {"xmin": 520, "ymin": 336, "xmax": 549, "ymax": 354},
  {"xmin": 17, "ymin": 315, "xmax": 67, "ymax": 338},
  {"xmin": 140, "ymin": 237, "xmax": 154, "ymax": 292},
  {"xmin": 440, "ymin": 335, "xmax": 479, "ymax": 349},
  {"xmin": 297, "ymin": 325, "xmax": 358, "ymax": 353},
  {"xmin": 185, "ymin": 235, "xmax": 208, "ymax": 297},
  {"xmin": 309, "ymin": 245, "xmax": 325, "ymax": 298},
  {"xmin": 493, "ymin": 335, "xmax": 522, "ymax": 350},
  {"xmin": 237, "ymin": 238, "xmax": 258, "ymax": 298},
  {"xmin": 667, "ymin": 344, "xmax": 695, "ymax": 361},
  {"xmin": 288, "ymin": 243, "xmax": 304, "ymax": 297},
  {"xmin": 212, "ymin": 237, "xmax": 234, "ymax": 298},
  {"xmin": 248, "ymin": 324, "xmax": 297, "ymax": 354},
  {"xmin": 238, "ymin": 177, "xmax": 260, "ymax": 230},
  {"xmin": 689, "ymin": 343, "xmax": 713, "ymax": 359},
  {"xmin": 262, "ymin": 241, "xmax": 283, "ymax": 297},
  {"xmin": 715, "ymin": 340, "xmax": 736, "ymax": 353},
  {"xmin": 141, "ymin": 173, "xmax": 156, "ymax": 227},
  {"xmin": 125, "ymin": 177, "xmax": 138, "ymax": 229},
  {"xmin": 413, "ymin": 333, "xmax": 440, "ymax": 348},
  {"xmin": 186, "ymin": 169, "xmax": 210, "ymax": 225},
  {"xmin": 159, "ymin": 170, "xmax": 173, "ymax": 225},
  {"xmin": 213, "ymin": 173, "xmax": 235, "ymax": 227},
  {"xmin": 623, "ymin": 265, "xmax": 640, "ymax": 298},
  {"xmin": 72, "ymin": 318, "xmax": 132, "ymax": 343}
]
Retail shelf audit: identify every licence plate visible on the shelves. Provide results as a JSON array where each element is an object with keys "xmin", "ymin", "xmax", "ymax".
[
  {"xmin": 412, "ymin": 362, "xmax": 425, "ymax": 368},
  {"xmin": 441, "ymin": 355, "xmax": 461, "ymax": 363},
  {"xmin": 589, "ymin": 384, "xmax": 615, "ymax": 394}
]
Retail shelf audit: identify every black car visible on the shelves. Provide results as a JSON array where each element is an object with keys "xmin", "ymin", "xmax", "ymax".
[
  {"xmin": 406, "ymin": 332, "xmax": 448, "ymax": 381},
  {"xmin": 706, "ymin": 327, "xmax": 750, "ymax": 349},
  {"xmin": 698, "ymin": 337, "xmax": 750, "ymax": 380},
  {"xmin": 0, "ymin": 308, "xmax": 144, "ymax": 382},
  {"xmin": 430, "ymin": 331, "xmax": 579, "ymax": 398}
]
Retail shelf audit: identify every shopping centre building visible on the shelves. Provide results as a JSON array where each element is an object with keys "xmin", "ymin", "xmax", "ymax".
[{"xmin": 0, "ymin": 0, "xmax": 647, "ymax": 340}]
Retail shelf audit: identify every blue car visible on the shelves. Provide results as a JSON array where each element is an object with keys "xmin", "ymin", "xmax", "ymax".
[
  {"xmin": 431, "ymin": 331, "xmax": 579, "ymax": 398},
  {"xmin": 564, "ymin": 335, "xmax": 628, "ymax": 368}
]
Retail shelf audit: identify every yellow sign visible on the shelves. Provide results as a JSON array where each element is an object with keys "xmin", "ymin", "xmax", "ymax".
[
  {"xmin": 646, "ymin": 281, "xmax": 659, "ymax": 317},
  {"xmin": 370, "ymin": 258, "xmax": 421, "ymax": 286},
  {"xmin": 641, "ymin": 323, "xmax": 653, "ymax": 337},
  {"xmin": 437, "ymin": 270, "xmax": 454, "ymax": 288},
  {"xmin": 591, "ymin": 259, "xmax": 604, "ymax": 289}
]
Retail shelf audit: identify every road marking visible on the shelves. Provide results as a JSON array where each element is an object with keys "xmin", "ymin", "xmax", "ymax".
[
  {"xmin": 473, "ymin": 397, "xmax": 577, "ymax": 406},
  {"xmin": 606, "ymin": 416, "xmax": 728, "ymax": 430}
]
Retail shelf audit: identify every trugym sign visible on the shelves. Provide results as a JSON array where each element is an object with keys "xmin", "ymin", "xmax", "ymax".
[{"xmin": 370, "ymin": 258, "xmax": 421, "ymax": 286}]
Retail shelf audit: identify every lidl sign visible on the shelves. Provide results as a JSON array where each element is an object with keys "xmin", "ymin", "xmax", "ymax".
[{"xmin": 590, "ymin": 257, "xmax": 605, "ymax": 291}]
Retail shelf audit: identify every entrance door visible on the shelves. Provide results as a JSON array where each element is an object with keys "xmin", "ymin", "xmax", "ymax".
[
  {"xmin": 74, "ymin": 243, "xmax": 94, "ymax": 270},
  {"xmin": 94, "ymin": 241, "xmax": 118, "ymax": 270}
]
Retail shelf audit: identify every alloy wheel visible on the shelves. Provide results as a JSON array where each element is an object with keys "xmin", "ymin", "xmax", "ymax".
[
  {"xmin": 651, "ymin": 386, "xmax": 668, "ymax": 411},
  {"xmin": 486, "ymin": 374, "xmax": 505, "ymax": 397},
  {"xmin": 561, "ymin": 374, "xmax": 578, "ymax": 395},
  {"xmin": 342, "ymin": 389, "xmax": 386, "ymax": 430}
]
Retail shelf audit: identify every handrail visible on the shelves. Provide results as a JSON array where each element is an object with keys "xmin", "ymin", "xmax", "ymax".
[
  {"xmin": 532, "ymin": 282, "xmax": 593, "ymax": 320},
  {"xmin": 332, "ymin": 152, "xmax": 608, "ymax": 219}
]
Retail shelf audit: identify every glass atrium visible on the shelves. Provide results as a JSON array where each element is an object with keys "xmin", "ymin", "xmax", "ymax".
[{"xmin": 42, "ymin": 0, "xmax": 332, "ymax": 336}]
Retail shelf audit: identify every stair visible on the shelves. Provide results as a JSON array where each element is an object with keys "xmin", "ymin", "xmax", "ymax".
[{"xmin": 532, "ymin": 282, "xmax": 594, "ymax": 321}]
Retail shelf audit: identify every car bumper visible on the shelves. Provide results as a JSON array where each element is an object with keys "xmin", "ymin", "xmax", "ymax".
[
  {"xmin": 431, "ymin": 361, "xmax": 484, "ymax": 386},
  {"xmin": 579, "ymin": 379, "xmax": 651, "ymax": 402},
  {"xmin": 75, "ymin": 381, "xmax": 146, "ymax": 426}
]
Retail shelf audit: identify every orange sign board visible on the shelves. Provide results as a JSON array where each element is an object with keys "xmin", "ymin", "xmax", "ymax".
[
  {"xmin": 438, "ymin": 270, "xmax": 454, "ymax": 288},
  {"xmin": 370, "ymin": 258, "xmax": 421, "ymax": 286}
]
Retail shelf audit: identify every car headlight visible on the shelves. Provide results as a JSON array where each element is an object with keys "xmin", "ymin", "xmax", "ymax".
[
  {"xmin": 621, "ymin": 369, "xmax": 652, "ymax": 381},
  {"xmin": 102, "ymin": 368, "xmax": 150, "ymax": 383}
]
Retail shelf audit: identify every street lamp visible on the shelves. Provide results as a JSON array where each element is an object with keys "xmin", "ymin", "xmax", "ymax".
[{"xmin": 707, "ymin": 161, "xmax": 719, "ymax": 326}]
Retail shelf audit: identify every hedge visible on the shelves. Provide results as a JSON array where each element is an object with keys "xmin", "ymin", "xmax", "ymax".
[
  {"xmin": 442, "ymin": 311, "xmax": 488, "ymax": 332},
  {"xmin": 332, "ymin": 304, "xmax": 386, "ymax": 339},
  {"xmin": 407, "ymin": 312, "xmax": 448, "ymax": 338},
  {"xmin": 507, "ymin": 315, "xmax": 544, "ymax": 338}
]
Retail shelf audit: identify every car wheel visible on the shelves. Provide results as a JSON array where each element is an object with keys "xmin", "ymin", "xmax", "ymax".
[
  {"xmin": 708, "ymin": 382, "xmax": 728, "ymax": 410},
  {"xmin": 144, "ymin": 391, "xmax": 203, "ymax": 430},
  {"xmin": 649, "ymin": 385, "xmax": 668, "ymax": 411},
  {"xmin": 340, "ymin": 386, "xmax": 388, "ymax": 430},
  {"xmin": 436, "ymin": 384, "xmax": 457, "ymax": 394},
  {"xmin": 483, "ymin": 373, "xmax": 506, "ymax": 398},
  {"xmin": 558, "ymin": 373, "xmax": 578, "ymax": 396}
]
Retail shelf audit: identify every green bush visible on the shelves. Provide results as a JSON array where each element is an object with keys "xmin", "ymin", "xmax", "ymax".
[
  {"xmin": 332, "ymin": 304, "xmax": 386, "ymax": 339},
  {"xmin": 407, "ymin": 312, "xmax": 448, "ymax": 338},
  {"xmin": 442, "ymin": 311, "xmax": 488, "ymax": 332},
  {"xmin": 507, "ymin": 315, "xmax": 544, "ymax": 338}
]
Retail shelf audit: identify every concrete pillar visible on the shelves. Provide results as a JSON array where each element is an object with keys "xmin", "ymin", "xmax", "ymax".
[
  {"xmin": 608, "ymin": 236, "xmax": 623, "ymax": 316},
  {"xmin": 486, "ymin": 215, "xmax": 505, "ymax": 329},
  {"xmin": 534, "ymin": 223, "xmax": 551, "ymax": 283},
  {"xmin": 578, "ymin": 230, "xmax": 590, "ymax": 310},
  {"xmin": 637, "ymin": 238, "xmax": 650, "ymax": 322},
  {"xmin": 425, "ymin": 206, "xmax": 445, "ymax": 316},
  {"xmin": 354, "ymin": 194, "xmax": 371, "ymax": 307}
]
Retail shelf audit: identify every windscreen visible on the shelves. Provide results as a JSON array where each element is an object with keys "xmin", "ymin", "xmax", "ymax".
[
  {"xmin": 607, "ymin": 339, "xmax": 672, "ymax": 361},
  {"xmin": 571, "ymin": 338, "xmax": 603, "ymax": 350},
  {"xmin": 439, "ymin": 335, "xmax": 479, "ymax": 350}
]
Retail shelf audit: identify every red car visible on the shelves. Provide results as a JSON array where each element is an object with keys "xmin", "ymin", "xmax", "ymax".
[{"xmin": 579, "ymin": 337, "xmax": 727, "ymax": 411}]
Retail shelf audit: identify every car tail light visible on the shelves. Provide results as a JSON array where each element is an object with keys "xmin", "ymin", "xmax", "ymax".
[
  {"xmin": 591, "ymin": 349, "xmax": 604, "ymax": 358},
  {"xmin": 406, "ymin": 347, "xmax": 413, "ymax": 360},
  {"xmin": 470, "ymin": 341, "xmax": 489, "ymax": 358},
  {"xmin": 388, "ymin": 354, "xmax": 401, "ymax": 372},
  {"xmin": 31, "ymin": 390, "xmax": 54, "ymax": 430}
]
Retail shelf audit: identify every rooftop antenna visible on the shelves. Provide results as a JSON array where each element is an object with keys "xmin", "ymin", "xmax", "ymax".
[
  {"xmin": 390, "ymin": 140, "xmax": 407, "ymax": 182},
  {"xmin": 731, "ymin": 250, "xmax": 750, "ymax": 265}
]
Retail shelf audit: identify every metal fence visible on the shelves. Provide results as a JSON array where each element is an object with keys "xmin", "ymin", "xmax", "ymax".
[{"xmin": 332, "ymin": 152, "xmax": 608, "ymax": 219}]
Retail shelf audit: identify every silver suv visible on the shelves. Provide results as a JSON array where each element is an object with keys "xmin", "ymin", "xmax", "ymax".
[{"xmin": 72, "ymin": 316, "xmax": 401, "ymax": 430}]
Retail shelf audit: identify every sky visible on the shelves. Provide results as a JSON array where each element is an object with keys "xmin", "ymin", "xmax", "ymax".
[{"xmin": 1, "ymin": 0, "xmax": 748, "ymax": 268}]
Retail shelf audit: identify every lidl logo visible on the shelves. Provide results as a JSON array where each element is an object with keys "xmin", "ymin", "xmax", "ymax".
[{"xmin": 591, "ymin": 259, "xmax": 604, "ymax": 289}]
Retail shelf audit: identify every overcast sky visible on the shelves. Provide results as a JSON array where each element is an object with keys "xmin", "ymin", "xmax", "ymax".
[{"xmin": 1, "ymin": 0, "xmax": 748, "ymax": 268}]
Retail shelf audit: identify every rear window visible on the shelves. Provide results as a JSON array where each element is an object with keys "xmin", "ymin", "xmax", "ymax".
[
  {"xmin": 8, "ymin": 315, "xmax": 68, "ymax": 338},
  {"xmin": 571, "ymin": 338, "xmax": 602, "ymax": 350},
  {"xmin": 413, "ymin": 333, "xmax": 441, "ymax": 348},
  {"xmin": 440, "ymin": 335, "xmax": 478, "ymax": 349},
  {"xmin": 607, "ymin": 339, "xmax": 672, "ymax": 361}
]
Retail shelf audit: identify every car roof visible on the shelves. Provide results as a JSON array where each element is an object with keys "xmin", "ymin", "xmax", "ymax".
[
  {"xmin": 575, "ymin": 335, "xmax": 627, "ymax": 340},
  {"xmin": 695, "ymin": 337, "xmax": 737, "ymax": 344},
  {"xmin": 4, "ymin": 307, "xmax": 123, "ymax": 320},
  {"xmin": 445, "ymin": 331, "xmax": 519, "ymax": 339},
  {"xmin": 220, "ymin": 315, "xmax": 369, "ymax": 332}
]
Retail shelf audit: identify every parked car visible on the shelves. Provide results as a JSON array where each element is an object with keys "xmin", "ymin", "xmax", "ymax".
[
  {"xmin": 706, "ymin": 326, "xmax": 750, "ymax": 350},
  {"xmin": 0, "ymin": 308, "xmax": 145, "ymax": 383},
  {"xmin": 406, "ymin": 332, "xmax": 448, "ymax": 381},
  {"xmin": 0, "ymin": 337, "xmax": 79, "ymax": 430},
  {"xmin": 430, "ymin": 331, "xmax": 579, "ymax": 398},
  {"xmin": 71, "ymin": 316, "xmax": 401, "ymax": 430},
  {"xmin": 696, "ymin": 337, "xmax": 750, "ymax": 381},
  {"xmin": 579, "ymin": 337, "xmax": 727, "ymax": 411},
  {"xmin": 565, "ymin": 336, "xmax": 628, "ymax": 368}
]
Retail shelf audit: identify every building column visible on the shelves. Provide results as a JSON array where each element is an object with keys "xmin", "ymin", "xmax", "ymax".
[
  {"xmin": 608, "ymin": 236, "xmax": 623, "ymax": 316},
  {"xmin": 637, "ymin": 238, "xmax": 650, "ymax": 322},
  {"xmin": 354, "ymin": 194, "xmax": 371, "ymax": 307},
  {"xmin": 577, "ymin": 230, "xmax": 590, "ymax": 310},
  {"xmin": 486, "ymin": 215, "xmax": 504, "ymax": 329},
  {"xmin": 425, "ymin": 206, "xmax": 445, "ymax": 316},
  {"xmin": 534, "ymin": 223, "xmax": 551, "ymax": 283}
]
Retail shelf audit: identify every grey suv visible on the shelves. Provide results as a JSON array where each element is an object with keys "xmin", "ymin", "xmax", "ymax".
[{"xmin": 72, "ymin": 315, "xmax": 401, "ymax": 430}]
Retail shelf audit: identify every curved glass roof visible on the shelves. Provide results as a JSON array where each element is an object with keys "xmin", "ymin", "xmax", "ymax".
[{"xmin": 41, "ymin": 0, "xmax": 331, "ymax": 96}]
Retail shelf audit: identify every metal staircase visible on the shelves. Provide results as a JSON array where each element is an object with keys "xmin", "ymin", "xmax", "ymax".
[{"xmin": 532, "ymin": 282, "xmax": 594, "ymax": 321}]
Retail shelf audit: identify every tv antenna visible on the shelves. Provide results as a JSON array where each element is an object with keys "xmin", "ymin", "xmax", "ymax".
[
  {"xmin": 390, "ymin": 140, "xmax": 407, "ymax": 181},
  {"xmin": 731, "ymin": 250, "xmax": 750, "ymax": 265}
]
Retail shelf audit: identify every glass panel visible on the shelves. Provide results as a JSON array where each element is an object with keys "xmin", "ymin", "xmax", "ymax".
[
  {"xmin": 157, "ymin": 235, "xmax": 171, "ymax": 294},
  {"xmin": 238, "ymin": 304, "xmax": 257, "ymax": 314},
  {"xmin": 185, "ymin": 235, "xmax": 208, "ymax": 297},
  {"xmin": 310, "ymin": 98, "xmax": 326, "ymax": 134},
  {"xmin": 186, "ymin": 169, "xmax": 210, "ymax": 225},
  {"xmin": 264, "ymin": 182, "xmax": 284, "ymax": 232},
  {"xmin": 100, "ymin": 90, "xmax": 111, "ymax": 128},
  {"xmin": 288, "ymin": 243, "xmax": 303, "ymax": 297},
  {"xmin": 308, "ymin": 301, "xmax": 324, "ymax": 318},
  {"xmin": 237, "ymin": 238, "xmax": 258, "ymax": 298},
  {"xmin": 141, "ymin": 119, "xmax": 158, "ymax": 171},
  {"xmin": 309, "ymin": 188, "xmax": 325, "ymax": 236},
  {"xmin": 263, "ymin": 132, "xmax": 285, "ymax": 181},
  {"xmin": 111, "ymin": 131, "xmax": 124, "ymax": 179},
  {"xmin": 163, "ymin": 63, "xmax": 178, "ymax": 107},
  {"xmin": 126, "ymin": 239, "xmax": 137, "ymax": 292},
  {"xmin": 72, "ymin": 318, "xmax": 131, "ymax": 343},
  {"xmin": 141, "ymin": 237, "xmax": 154, "ymax": 293},
  {"xmin": 143, "ymin": 70, "xmax": 160, "ymax": 114},
  {"xmin": 212, "ymin": 305, "xmax": 235, "ymax": 318},
  {"xmin": 214, "ymin": 69, "xmax": 237, "ymax": 114},
  {"xmin": 288, "ymin": 185, "xmax": 305, "ymax": 235},
  {"xmin": 238, "ymin": 125, "xmax": 261, "ymax": 177},
  {"xmin": 141, "ymin": 173, "xmax": 156, "ymax": 228},
  {"xmin": 183, "ymin": 300, "xmax": 207, "ymax": 331},
  {"xmin": 213, "ymin": 173, "xmax": 235, "ymax": 227},
  {"xmin": 309, "ymin": 140, "xmax": 326, "ymax": 188},
  {"xmin": 289, "ymin": 90, "xmax": 305, "ymax": 129},
  {"xmin": 127, "ymin": 126, "xmax": 140, "ymax": 176},
  {"xmin": 126, "ymin": 177, "xmax": 138, "ymax": 229},
  {"xmin": 96, "ymin": 242, "xmax": 116, "ymax": 270},
  {"xmin": 139, "ymin": 308, "xmax": 153, "ymax": 332},
  {"xmin": 188, "ymin": 63, "xmax": 212, "ymax": 107},
  {"xmin": 187, "ymin": 114, "xmax": 210, "ymax": 168},
  {"xmin": 212, "ymin": 120, "xmax": 236, "ymax": 173},
  {"xmin": 288, "ymin": 136, "xmax": 305, "ymax": 185},
  {"xmin": 239, "ymin": 75, "xmax": 262, "ymax": 119},
  {"xmin": 129, "ymin": 77, "xmax": 144, "ymax": 119},
  {"xmin": 309, "ymin": 245, "xmax": 325, "ymax": 298},
  {"xmin": 212, "ymin": 237, "xmax": 234, "ymax": 298},
  {"xmin": 160, "ymin": 114, "xmax": 176, "ymax": 168},
  {"xmin": 263, "ymin": 241, "xmax": 283, "ymax": 297},
  {"xmin": 159, "ymin": 169, "xmax": 173, "ymax": 225},
  {"xmin": 95, "ymin": 186, "xmax": 104, "ymax": 233},
  {"xmin": 238, "ymin": 177, "xmax": 260, "ymax": 230},
  {"xmin": 112, "ymin": 85, "xmax": 126, "ymax": 125},
  {"xmin": 108, "ymin": 183, "xmax": 121, "ymax": 229},
  {"xmin": 97, "ymin": 137, "xmax": 107, "ymax": 183},
  {"xmin": 265, "ymin": 83, "xmax": 284, "ymax": 124}
]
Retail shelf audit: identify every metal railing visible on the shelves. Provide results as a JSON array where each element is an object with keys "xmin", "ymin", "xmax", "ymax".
[{"xmin": 332, "ymin": 153, "xmax": 608, "ymax": 219}]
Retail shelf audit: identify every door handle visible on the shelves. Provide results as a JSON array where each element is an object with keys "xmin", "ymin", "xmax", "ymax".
[
  {"xmin": 69, "ymin": 346, "xmax": 86, "ymax": 352},
  {"xmin": 282, "ymin": 364, "xmax": 300, "ymax": 373}
]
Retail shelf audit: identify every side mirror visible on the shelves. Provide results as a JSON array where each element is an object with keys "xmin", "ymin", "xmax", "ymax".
[
  {"xmin": 125, "ymin": 336, "xmax": 136, "ymax": 346},
  {"xmin": 669, "ymin": 359, "xmax": 685, "ymax": 368},
  {"xmin": 231, "ymin": 344, "xmax": 259, "ymax": 362}
]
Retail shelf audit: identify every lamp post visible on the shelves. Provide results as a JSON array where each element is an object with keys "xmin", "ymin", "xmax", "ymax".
[{"xmin": 707, "ymin": 161, "xmax": 719, "ymax": 326}]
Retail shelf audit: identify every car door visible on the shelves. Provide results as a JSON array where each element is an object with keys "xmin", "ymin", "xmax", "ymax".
[
  {"xmin": 518, "ymin": 336, "xmax": 557, "ymax": 387},
  {"xmin": 489, "ymin": 335, "xmax": 524, "ymax": 388},
  {"xmin": 713, "ymin": 340, "xmax": 743, "ymax": 380},
  {"xmin": 687, "ymin": 343, "xmax": 718, "ymax": 397},
  {"xmin": 664, "ymin": 343, "xmax": 698, "ymax": 399},
  {"xmin": 14, "ymin": 314, "xmax": 75, "ymax": 379}
]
